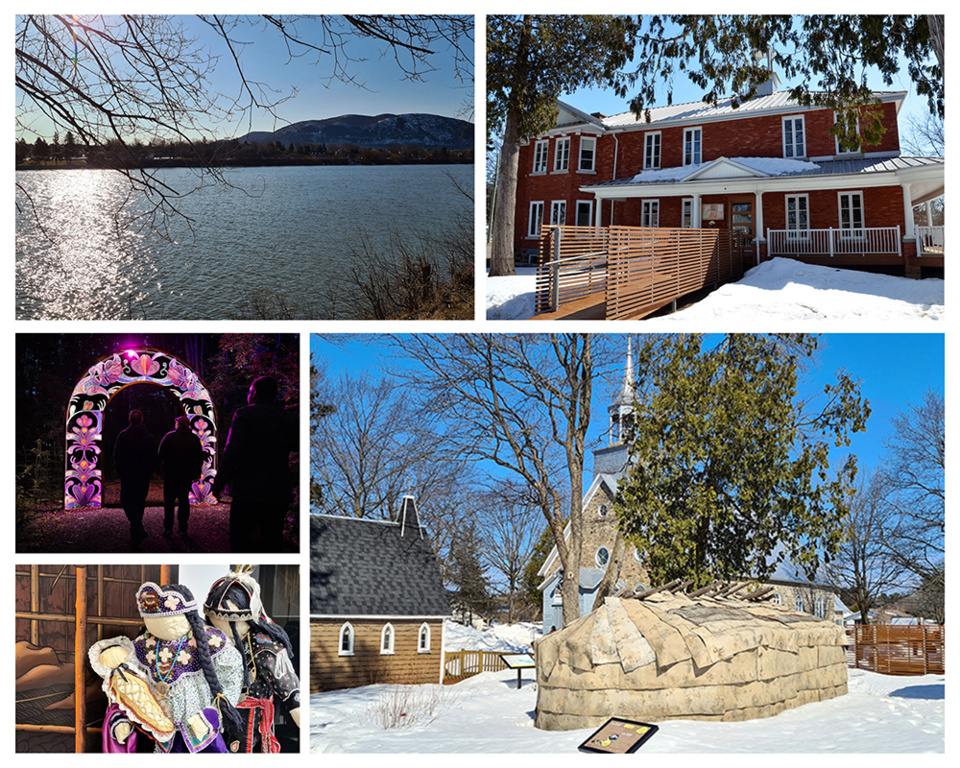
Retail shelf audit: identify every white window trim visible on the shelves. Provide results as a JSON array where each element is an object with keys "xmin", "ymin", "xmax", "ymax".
[
  {"xmin": 578, "ymin": 136, "xmax": 597, "ymax": 173},
  {"xmin": 553, "ymin": 136, "xmax": 570, "ymax": 172},
  {"xmin": 533, "ymin": 139, "xmax": 549, "ymax": 174},
  {"xmin": 644, "ymin": 131, "xmax": 662, "ymax": 170},
  {"xmin": 834, "ymin": 111, "xmax": 861, "ymax": 155},
  {"xmin": 528, "ymin": 201, "xmax": 544, "ymax": 238},
  {"xmin": 772, "ymin": 592, "xmax": 782, "ymax": 605},
  {"xmin": 380, "ymin": 622, "xmax": 395, "ymax": 655},
  {"xmin": 795, "ymin": 593, "xmax": 805, "ymax": 613},
  {"xmin": 683, "ymin": 126, "xmax": 702, "ymax": 166},
  {"xmin": 837, "ymin": 190, "xmax": 865, "ymax": 234},
  {"xmin": 785, "ymin": 193, "xmax": 811, "ymax": 237},
  {"xmin": 338, "ymin": 622, "xmax": 354, "ymax": 656},
  {"xmin": 418, "ymin": 622, "xmax": 432, "ymax": 654},
  {"xmin": 575, "ymin": 200, "xmax": 594, "ymax": 227},
  {"xmin": 682, "ymin": 199, "xmax": 693, "ymax": 228},
  {"xmin": 595, "ymin": 546, "xmax": 610, "ymax": 568},
  {"xmin": 782, "ymin": 115, "xmax": 806, "ymax": 159},
  {"xmin": 815, "ymin": 595, "xmax": 826, "ymax": 619},
  {"xmin": 550, "ymin": 199, "xmax": 567, "ymax": 226},
  {"xmin": 641, "ymin": 199, "xmax": 660, "ymax": 228}
]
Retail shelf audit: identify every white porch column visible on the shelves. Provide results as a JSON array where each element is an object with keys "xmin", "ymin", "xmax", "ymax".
[
  {"xmin": 754, "ymin": 189, "xmax": 764, "ymax": 241},
  {"xmin": 901, "ymin": 183, "xmax": 916, "ymax": 242},
  {"xmin": 692, "ymin": 193, "xmax": 702, "ymax": 227}
]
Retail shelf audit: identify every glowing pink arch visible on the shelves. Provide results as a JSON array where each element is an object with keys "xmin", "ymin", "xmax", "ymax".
[{"xmin": 64, "ymin": 348, "xmax": 218, "ymax": 509}]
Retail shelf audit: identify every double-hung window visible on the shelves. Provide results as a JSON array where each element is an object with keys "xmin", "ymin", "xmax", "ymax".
[
  {"xmin": 575, "ymin": 200, "xmax": 593, "ymax": 227},
  {"xmin": 682, "ymin": 199, "xmax": 694, "ymax": 228},
  {"xmin": 578, "ymin": 137, "xmax": 596, "ymax": 172},
  {"xmin": 834, "ymin": 112, "xmax": 860, "ymax": 155},
  {"xmin": 683, "ymin": 127, "xmax": 702, "ymax": 166},
  {"xmin": 550, "ymin": 200, "xmax": 566, "ymax": 226},
  {"xmin": 783, "ymin": 116, "xmax": 806, "ymax": 158},
  {"xmin": 785, "ymin": 194, "xmax": 810, "ymax": 237},
  {"xmin": 838, "ymin": 191, "xmax": 864, "ymax": 236},
  {"xmin": 644, "ymin": 132, "xmax": 661, "ymax": 170},
  {"xmin": 641, "ymin": 200, "xmax": 660, "ymax": 228},
  {"xmin": 553, "ymin": 137, "xmax": 570, "ymax": 172},
  {"xmin": 528, "ymin": 201, "xmax": 545, "ymax": 238},
  {"xmin": 532, "ymin": 140, "xmax": 549, "ymax": 173}
]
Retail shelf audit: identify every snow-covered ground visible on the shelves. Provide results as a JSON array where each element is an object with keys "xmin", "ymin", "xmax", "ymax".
[
  {"xmin": 310, "ymin": 622, "xmax": 944, "ymax": 753},
  {"xmin": 485, "ymin": 258, "xmax": 944, "ymax": 322},
  {"xmin": 443, "ymin": 620, "xmax": 542, "ymax": 652},
  {"xmin": 310, "ymin": 667, "xmax": 944, "ymax": 753}
]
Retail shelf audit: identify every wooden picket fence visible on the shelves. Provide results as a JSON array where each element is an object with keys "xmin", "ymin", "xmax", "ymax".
[
  {"xmin": 535, "ymin": 225, "xmax": 746, "ymax": 320},
  {"xmin": 846, "ymin": 624, "xmax": 945, "ymax": 675},
  {"xmin": 443, "ymin": 649, "xmax": 510, "ymax": 684}
]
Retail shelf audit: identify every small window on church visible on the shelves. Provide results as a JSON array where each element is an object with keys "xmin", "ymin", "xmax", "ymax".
[
  {"xmin": 338, "ymin": 622, "xmax": 354, "ymax": 656},
  {"xmin": 635, "ymin": 583, "xmax": 647, "ymax": 595},
  {"xmin": 772, "ymin": 592, "xmax": 782, "ymax": 605},
  {"xmin": 418, "ymin": 623, "xmax": 432, "ymax": 653},
  {"xmin": 598, "ymin": 504, "xmax": 608, "ymax": 518},
  {"xmin": 595, "ymin": 546, "xmax": 610, "ymax": 567},
  {"xmin": 380, "ymin": 623, "xmax": 395, "ymax": 655}
]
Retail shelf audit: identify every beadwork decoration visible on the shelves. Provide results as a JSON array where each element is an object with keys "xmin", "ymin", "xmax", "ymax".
[{"xmin": 64, "ymin": 347, "xmax": 218, "ymax": 508}]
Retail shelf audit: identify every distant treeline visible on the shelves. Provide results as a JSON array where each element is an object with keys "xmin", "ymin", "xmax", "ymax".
[{"xmin": 16, "ymin": 133, "xmax": 473, "ymax": 169}]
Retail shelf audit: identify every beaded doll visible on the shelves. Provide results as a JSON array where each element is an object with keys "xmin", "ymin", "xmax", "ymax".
[
  {"xmin": 89, "ymin": 583, "xmax": 244, "ymax": 753},
  {"xmin": 204, "ymin": 567, "xmax": 300, "ymax": 753}
]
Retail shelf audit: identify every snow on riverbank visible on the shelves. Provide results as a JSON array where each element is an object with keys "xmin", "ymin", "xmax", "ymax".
[
  {"xmin": 310, "ymin": 666, "xmax": 944, "ymax": 753},
  {"xmin": 485, "ymin": 258, "xmax": 943, "ymax": 322}
]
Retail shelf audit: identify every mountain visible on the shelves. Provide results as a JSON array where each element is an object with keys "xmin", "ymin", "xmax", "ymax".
[{"xmin": 238, "ymin": 113, "xmax": 473, "ymax": 150}]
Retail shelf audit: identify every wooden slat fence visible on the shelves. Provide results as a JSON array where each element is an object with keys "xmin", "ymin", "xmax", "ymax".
[
  {"xmin": 846, "ymin": 625, "xmax": 944, "ymax": 675},
  {"xmin": 535, "ymin": 226, "xmax": 610, "ymax": 314},
  {"xmin": 443, "ymin": 649, "xmax": 510, "ymax": 684},
  {"xmin": 535, "ymin": 225, "xmax": 745, "ymax": 319}
]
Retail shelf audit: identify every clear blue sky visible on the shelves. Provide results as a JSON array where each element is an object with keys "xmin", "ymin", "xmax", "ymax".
[
  {"xmin": 17, "ymin": 14, "xmax": 472, "ymax": 142},
  {"xmin": 311, "ymin": 333, "xmax": 944, "ymax": 480}
]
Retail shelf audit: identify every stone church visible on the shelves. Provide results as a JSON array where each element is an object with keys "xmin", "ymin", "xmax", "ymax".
[{"xmin": 538, "ymin": 339, "xmax": 844, "ymax": 630}]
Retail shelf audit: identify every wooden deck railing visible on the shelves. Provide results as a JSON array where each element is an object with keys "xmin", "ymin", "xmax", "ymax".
[
  {"xmin": 535, "ymin": 225, "xmax": 745, "ymax": 319},
  {"xmin": 535, "ymin": 226, "xmax": 610, "ymax": 314},
  {"xmin": 443, "ymin": 649, "xmax": 510, "ymax": 683},
  {"xmin": 846, "ymin": 624, "xmax": 945, "ymax": 675}
]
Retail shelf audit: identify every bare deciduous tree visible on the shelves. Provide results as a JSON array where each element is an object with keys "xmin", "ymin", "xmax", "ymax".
[
  {"xmin": 394, "ymin": 334, "xmax": 608, "ymax": 627},
  {"xmin": 880, "ymin": 389, "xmax": 945, "ymax": 606}
]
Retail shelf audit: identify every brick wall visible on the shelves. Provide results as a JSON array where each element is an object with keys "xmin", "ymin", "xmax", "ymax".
[{"xmin": 513, "ymin": 100, "xmax": 902, "ymax": 250}]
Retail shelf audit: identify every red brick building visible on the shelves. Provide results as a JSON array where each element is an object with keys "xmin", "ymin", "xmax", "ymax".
[{"xmin": 513, "ymin": 69, "xmax": 943, "ymax": 275}]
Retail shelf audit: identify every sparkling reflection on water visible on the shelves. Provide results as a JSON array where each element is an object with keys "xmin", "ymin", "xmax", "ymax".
[{"xmin": 16, "ymin": 164, "xmax": 472, "ymax": 320}]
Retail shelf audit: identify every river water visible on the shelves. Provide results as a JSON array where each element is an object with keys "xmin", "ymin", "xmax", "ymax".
[{"xmin": 16, "ymin": 164, "xmax": 472, "ymax": 320}]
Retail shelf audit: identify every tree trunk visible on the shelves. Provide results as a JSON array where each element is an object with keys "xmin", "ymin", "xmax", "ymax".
[
  {"xmin": 591, "ymin": 531, "xmax": 626, "ymax": 611},
  {"xmin": 927, "ymin": 15, "xmax": 944, "ymax": 75},
  {"xmin": 489, "ymin": 108, "xmax": 520, "ymax": 277}
]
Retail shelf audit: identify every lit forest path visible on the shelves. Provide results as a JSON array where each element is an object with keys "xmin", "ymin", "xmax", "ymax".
[{"xmin": 18, "ymin": 503, "xmax": 236, "ymax": 553}]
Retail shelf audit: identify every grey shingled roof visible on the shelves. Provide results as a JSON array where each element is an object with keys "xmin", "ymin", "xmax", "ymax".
[{"xmin": 310, "ymin": 513, "xmax": 451, "ymax": 618}]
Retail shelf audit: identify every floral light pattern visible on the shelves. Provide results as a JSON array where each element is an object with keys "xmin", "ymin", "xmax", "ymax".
[{"xmin": 64, "ymin": 347, "xmax": 218, "ymax": 509}]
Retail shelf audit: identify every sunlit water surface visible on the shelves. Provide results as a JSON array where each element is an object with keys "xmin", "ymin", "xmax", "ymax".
[{"xmin": 16, "ymin": 165, "xmax": 471, "ymax": 320}]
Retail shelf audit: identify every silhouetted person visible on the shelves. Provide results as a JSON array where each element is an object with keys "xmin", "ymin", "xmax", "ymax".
[
  {"xmin": 157, "ymin": 415, "xmax": 205, "ymax": 537},
  {"xmin": 114, "ymin": 409, "xmax": 155, "ymax": 546},
  {"xmin": 212, "ymin": 376, "xmax": 298, "ymax": 551}
]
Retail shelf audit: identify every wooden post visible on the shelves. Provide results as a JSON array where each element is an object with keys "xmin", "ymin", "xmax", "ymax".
[
  {"xmin": 551, "ymin": 228, "xmax": 562, "ymax": 310},
  {"xmin": 74, "ymin": 566, "xmax": 87, "ymax": 753}
]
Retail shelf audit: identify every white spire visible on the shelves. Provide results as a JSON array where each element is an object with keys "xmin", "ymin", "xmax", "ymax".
[{"xmin": 613, "ymin": 336, "xmax": 634, "ymax": 407}]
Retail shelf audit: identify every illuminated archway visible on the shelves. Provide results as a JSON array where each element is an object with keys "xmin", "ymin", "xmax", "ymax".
[{"xmin": 64, "ymin": 348, "xmax": 217, "ymax": 509}]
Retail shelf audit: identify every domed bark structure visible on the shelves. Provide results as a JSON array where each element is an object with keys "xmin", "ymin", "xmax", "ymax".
[{"xmin": 535, "ymin": 590, "xmax": 848, "ymax": 730}]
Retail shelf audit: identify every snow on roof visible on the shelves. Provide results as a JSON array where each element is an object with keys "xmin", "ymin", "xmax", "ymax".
[
  {"xmin": 626, "ymin": 156, "xmax": 821, "ymax": 184},
  {"xmin": 598, "ymin": 90, "xmax": 907, "ymax": 130}
]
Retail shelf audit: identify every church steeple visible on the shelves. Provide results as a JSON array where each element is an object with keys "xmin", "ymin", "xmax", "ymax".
[
  {"xmin": 592, "ymin": 337, "xmax": 636, "ymax": 479},
  {"xmin": 608, "ymin": 336, "xmax": 635, "ymax": 446}
]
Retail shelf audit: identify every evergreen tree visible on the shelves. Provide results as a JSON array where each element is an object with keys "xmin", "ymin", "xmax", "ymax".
[
  {"xmin": 448, "ymin": 523, "xmax": 495, "ymax": 623},
  {"xmin": 486, "ymin": 15, "xmax": 638, "ymax": 276},
  {"xmin": 616, "ymin": 334, "xmax": 870, "ymax": 588}
]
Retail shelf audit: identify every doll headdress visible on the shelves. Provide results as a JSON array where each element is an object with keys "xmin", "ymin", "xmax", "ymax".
[
  {"xmin": 203, "ymin": 565, "xmax": 264, "ymax": 623},
  {"xmin": 136, "ymin": 582, "xmax": 197, "ymax": 618}
]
